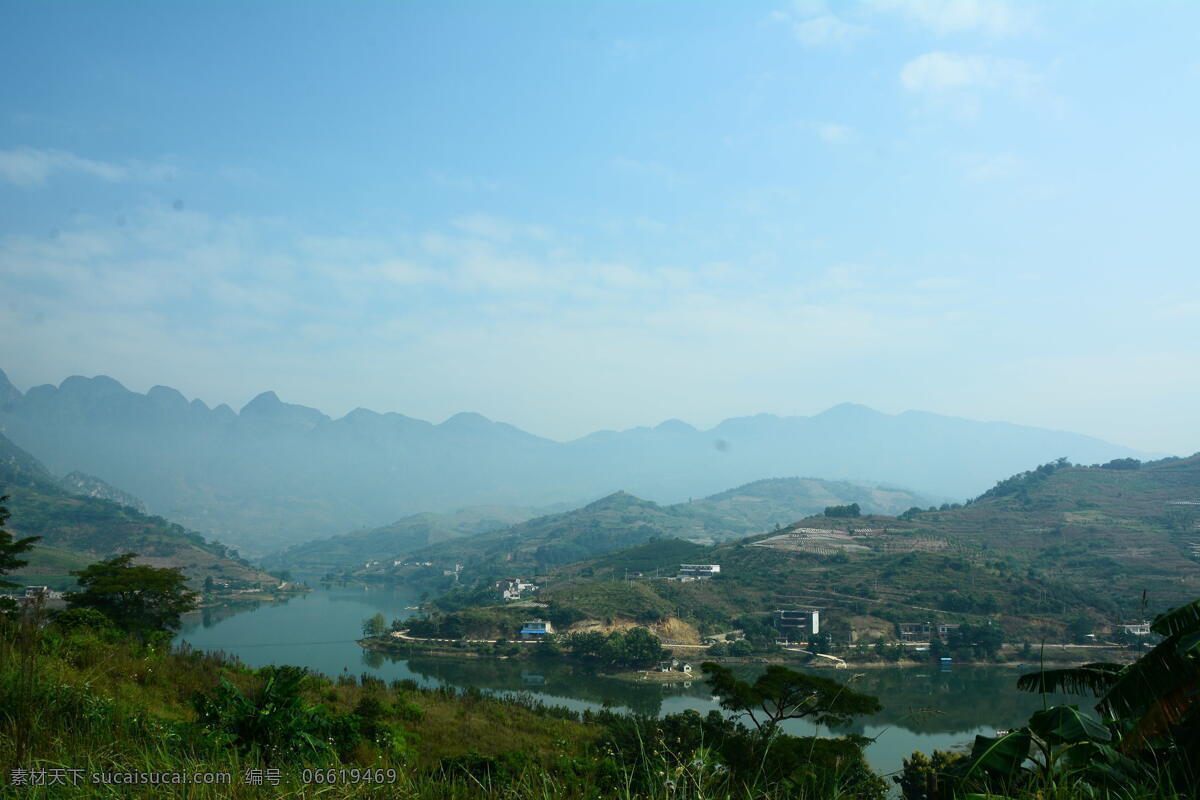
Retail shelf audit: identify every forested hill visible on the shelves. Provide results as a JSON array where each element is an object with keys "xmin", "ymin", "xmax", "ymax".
[
  {"xmin": 0, "ymin": 432, "xmax": 279, "ymax": 588},
  {"xmin": 0, "ymin": 368, "xmax": 1152, "ymax": 555},
  {"xmin": 529, "ymin": 455, "xmax": 1200, "ymax": 642},
  {"xmin": 345, "ymin": 476, "xmax": 932, "ymax": 582},
  {"xmin": 260, "ymin": 505, "xmax": 544, "ymax": 575}
]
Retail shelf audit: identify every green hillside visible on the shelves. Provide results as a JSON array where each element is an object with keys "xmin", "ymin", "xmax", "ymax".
[
  {"xmin": 261, "ymin": 505, "xmax": 543, "ymax": 575},
  {"xmin": 348, "ymin": 477, "xmax": 931, "ymax": 583},
  {"xmin": 431, "ymin": 456, "xmax": 1200, "ymax": 644},
  {"xmin": 0, "ymin": 433, "xmax": 281, "ymax": 589}
]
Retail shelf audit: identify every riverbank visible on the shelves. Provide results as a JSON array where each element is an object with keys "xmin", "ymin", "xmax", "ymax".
[
  {"xmin": 193, "ymin": 583, "xmax": 311, "ymax": 610},
  {"xmin": 360, "ymin": 632, "xmax": 1139, "ymax": 678}
]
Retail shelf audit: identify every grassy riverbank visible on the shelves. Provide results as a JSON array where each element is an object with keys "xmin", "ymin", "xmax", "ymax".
[
  {"xmin": 5, "ymin": 600, "xmax": 1198, "ymax": 799},
  {"xmin": 2, "ymin": 607, "xmax": 891, "ymax": 799}
]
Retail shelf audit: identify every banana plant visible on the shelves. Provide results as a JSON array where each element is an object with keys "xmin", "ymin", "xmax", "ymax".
[
  {"xmin": 957, "ymin": 701, "xmax": 1146, "ymax": 797},
  {"xmin": 1016, "ymin": 597, "xmax": 1200, "ymax": 754},
  {"xmin": 954, "ymin": 596, "xmax": 1200, "ymax": 795}
]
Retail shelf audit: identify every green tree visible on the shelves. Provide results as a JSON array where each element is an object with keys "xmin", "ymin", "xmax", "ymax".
[
  {"xmin": 824, "ymin": 503, "xmax": 861, "ymax": 518},
  {"xmin": 362, "ymin": 612, "xmax": 387, "ymax": 637},
  {"xmin": 619, "ymin": 626, "xmax": 665, "ymax": 668},
  {"xmin": 701, "ymin": 662, "xmax": 880, "ymax": 733},
  {"xmin": 66, "ymin": 553, "xmax": 195, "ymax": 636},
  {"xmin": 0, "ymin": 495, "xmax": 41, "ymax": 589},
  {"xmin": 729, "ymin": 638, "xmax": 753, "ymax": 657}
]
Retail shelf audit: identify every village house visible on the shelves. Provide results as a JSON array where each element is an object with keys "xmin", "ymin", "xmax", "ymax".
[
  {"xmin": 519, "ymin": 619, "xmax": 554, "ymax": 640},
  {"xmin": 898, "ymin": 621, "xmax": 960, "ymax": 642},
  {"xmin": 496, "ymin": 578, "xmax": 538, "ymax": 601},
  {"xmin": 773, "ymin": 608, "xmax": 820, "ymax": 640},
  {"xmin": 676, "ymin": 564, "xmax": 720, "ymax": 581}
]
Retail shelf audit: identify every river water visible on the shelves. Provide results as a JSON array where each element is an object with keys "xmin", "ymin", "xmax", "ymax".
[{"xmin": 176, "ymin": 584, "xmax": 1074, "ymax": 784}]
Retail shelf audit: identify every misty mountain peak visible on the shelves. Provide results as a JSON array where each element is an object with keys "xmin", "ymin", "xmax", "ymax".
[
  {"xmin": 239, "ymin": 391, "xmax": 328, "ymax": 427},
  {"xmin": 583, "ymin": 490, "xmax": 658, "ymax": 512},
  {"xmin": 59, "ymin": 374, "xmax": 130, "ymax": 397},
  {"xmin": 0, "ymin": 369, "xmax": 21, "ymax": 406},
  {"xmin": 147, "ymin": 385, "xmax": 188, "ymax": 409},
  {"xmin": 654, "ymin": 418, "xmax": 697, "ymax": 434},
  {"xmin": 815, "ymin": 402, "xmax": 884, "ymax": 420},
  {"xmin": 240, "ymin": 390, "xmax": 283, "ymax": 414},
  {"xmin": 440, "ymin": 412, "xmax": 494, "ymax": 429},
  {"xmin": 342, "ymin": 407, "xmax": 382, "ymax": 423}
]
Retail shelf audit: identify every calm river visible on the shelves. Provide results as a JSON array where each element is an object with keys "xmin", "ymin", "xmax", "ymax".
[{"xmin": 176, "ymin": 584, "xmax": 1073, "ymax": 784}]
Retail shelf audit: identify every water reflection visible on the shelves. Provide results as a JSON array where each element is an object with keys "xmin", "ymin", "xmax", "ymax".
[{"xmin": 176, "ymin": 584, "xmax": 1076, "ymax": 781}]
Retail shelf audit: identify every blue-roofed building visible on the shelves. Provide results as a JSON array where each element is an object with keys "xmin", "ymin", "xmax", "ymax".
[{"xmin": 520, "ymin": 620, "xmax": 554, "ymax": 639}]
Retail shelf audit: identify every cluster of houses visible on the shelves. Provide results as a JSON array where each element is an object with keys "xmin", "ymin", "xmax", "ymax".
[
  {"xmin": 2, "ymin": 586, "xmax": 65, "ymax": 609},
  {"xmin": 897, "ymin": 619, "xmax": 1153, "ymax": 643},
  {"xmin": 897, "ymin": 621, "xmax": 961, "ymax": 643},
  {"xmin": 496, "ymin": 578, "xmax": 539, "ymax": 601}
]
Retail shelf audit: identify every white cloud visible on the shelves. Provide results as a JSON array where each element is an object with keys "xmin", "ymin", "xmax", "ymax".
[
  {"xmin": 814, "ymin": 122, "xmax": 854, "ymax": 143},
  {"xmin": 610, "ymin": 156, "xmax": 681, "ymax": 185},
  {"xmin": 0, "ymin": 146, "xmax": 176, "ymax": 187},
  {"xmin": 865, "ymin": 0, "xmax": 1035, "ymax": 37},
  {"xmin": 452, "ymin": 214, "xmax": 550, "ymax": 243},
  {"xmin": 900, "ymin": 51, "xmax": 1034, "ymax": 93},
  {"xmin": 0, "ymin": 206, "xmax": 1018, "ymax": 444},
  {"xmin": 961, "ymin": 152, "xmax": 1024, "ymax": 181},
  {"xmin": 772, "ymin": 1, "xmax": 866, "ymax": 47}
]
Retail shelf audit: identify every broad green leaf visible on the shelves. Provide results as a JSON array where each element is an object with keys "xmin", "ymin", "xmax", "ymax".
[
  {"xmin": 1029, "ymin": 705, "xmax": 1112, "ymax": 744},
  {"xmin": 963, "ymin": 729, "xmax": 1032, "ymax": 780},
  {"xmin": 1151, "ymin": 597, "xmax": 1200, "ymax": 638},
  {"xmin": 1016, "ymin": 663, "xmax": 1122, "ymax": 697},
  {"xmin": 1063, "ymin": 740, "xmax": 1146, "ymax": 785},
  {"xmin": 1174, "ymin": 630, "xmax": 1200, "ymax": 658}
]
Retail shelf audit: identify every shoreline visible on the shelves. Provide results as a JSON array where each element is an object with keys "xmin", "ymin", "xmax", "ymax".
[
  {"xmin": 359, "ymin": 635, "xmax": 1135, "ymax": 674},
  {"xmin": 192, "ymin": 585, "xmax": 311, "ymax": 610}
]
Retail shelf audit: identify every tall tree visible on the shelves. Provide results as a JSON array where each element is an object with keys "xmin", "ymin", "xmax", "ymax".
[
  {"xmin": 66, "ymin": 553, "xmax": 196, "ymax": 635},
  {"xmin": 701, "ymin": 662, "xmax": 880, "ymax": 733},
  {"xmin": 0, "ymin": 495, "xmax": 41, "ymax": 589},
  {"xmin": 361, "ymin": 612, "xmax": 387, "ymax": 637}
]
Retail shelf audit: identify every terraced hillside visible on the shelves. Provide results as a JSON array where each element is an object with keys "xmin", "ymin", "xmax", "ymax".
[
  {"xmin": 528, "ymin": 456, "xmax": 1200, "ymax": 643},
  {"xmin": 344, "ymin": 476, "xmax": 931, "ymax": 583}
]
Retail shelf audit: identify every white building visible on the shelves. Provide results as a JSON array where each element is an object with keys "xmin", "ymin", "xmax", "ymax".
[
  {"xmin": 497, "ymin": 578, "xmax": 538, "ymax": 601},
  {"xmin": 677, "ymin": 564, "xmax": 721, "ymax": 580},
  {"xmin": 773, "ymin": 609, "xmax": 820, "ymax": 637}
]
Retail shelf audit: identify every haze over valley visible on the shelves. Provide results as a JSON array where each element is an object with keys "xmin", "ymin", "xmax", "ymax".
[{"xmin": 0, "ymin": 368, "xmax": 1151, "ymax": 556}]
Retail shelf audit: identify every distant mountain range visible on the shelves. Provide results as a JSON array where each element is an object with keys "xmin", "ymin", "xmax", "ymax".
[{"xmin": 0, "ymin": 369, "xmax": 1153, "ymax": 556}]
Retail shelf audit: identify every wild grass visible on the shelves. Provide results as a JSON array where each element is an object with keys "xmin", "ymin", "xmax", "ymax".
[{"xmin": 1, "ymin": 608, "xmax": 1193, "ymax": 799}]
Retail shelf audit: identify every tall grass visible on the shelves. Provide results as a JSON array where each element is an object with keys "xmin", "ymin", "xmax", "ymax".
[{"xmin": 1, "ymin": 612, "xmax": 1191, "ymax": 799}]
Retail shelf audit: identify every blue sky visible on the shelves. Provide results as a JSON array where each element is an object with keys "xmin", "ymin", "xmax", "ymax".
[{"xmin": 1, "ymin": 1, "xmax": 1198, "ymax": 454}]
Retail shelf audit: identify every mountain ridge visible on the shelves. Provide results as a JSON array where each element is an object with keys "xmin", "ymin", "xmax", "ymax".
[{"xmin": 0, "ymin": 368, "xmax": 1155, "ymax": 555}]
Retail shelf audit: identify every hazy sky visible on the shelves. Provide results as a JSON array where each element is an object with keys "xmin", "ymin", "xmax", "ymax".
[{"xmin": 1, "ymin": 1, "xmax": 1198, "ymax": 453}]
